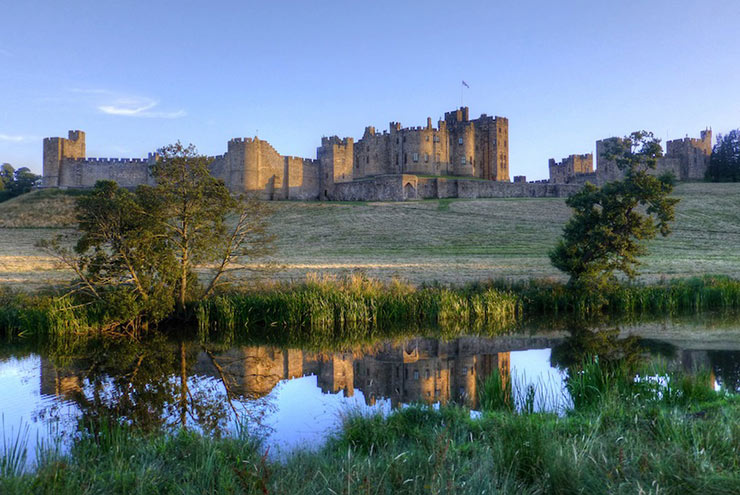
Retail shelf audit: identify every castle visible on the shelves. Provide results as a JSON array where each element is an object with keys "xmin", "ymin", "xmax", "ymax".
[
  {"xmin": 547, "ymin": 130, "xmax": 712, "ymax": 185},
  {"xmin": 42, "ymin": 108, "xmax": 713, "ymax": 201},
  {"xmin": 42, "ymin": 107, "xmax": 579, "ymax": 201}
]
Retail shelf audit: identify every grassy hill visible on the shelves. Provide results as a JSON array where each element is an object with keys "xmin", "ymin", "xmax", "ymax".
[
  {"xmin": 0, "ymin": 188, "xmax": 83, "ymax": 228},
  {"xmin": 1, "ymin": 182, "xmax": 739, "ymax": 287}
]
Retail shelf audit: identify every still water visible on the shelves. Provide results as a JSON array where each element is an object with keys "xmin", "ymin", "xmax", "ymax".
[{"xmin": 1, "ymin": 321, "xmax": 739, "ymax": 463}]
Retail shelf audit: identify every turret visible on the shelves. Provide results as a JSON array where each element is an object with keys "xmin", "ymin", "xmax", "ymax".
[{"xmin": 42, "ymin": 130, "xmax": 85, "ymax": 187}]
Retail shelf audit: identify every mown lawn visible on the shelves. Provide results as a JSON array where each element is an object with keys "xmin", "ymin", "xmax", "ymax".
[{"xmin": 1, "ymin": 182, "xmax": 739, "ymax": 287}]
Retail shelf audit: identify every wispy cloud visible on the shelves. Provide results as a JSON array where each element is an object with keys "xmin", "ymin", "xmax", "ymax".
[
  {"xmin": 0, "ymin": 134, "xmax": 32, "ymax": 142},
  {"xmin": 70, "ymin": 88, "xmax": 186, "ymax": 119}
]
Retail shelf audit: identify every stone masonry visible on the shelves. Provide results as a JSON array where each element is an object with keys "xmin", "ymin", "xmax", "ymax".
[
  {"xmin": 42, "ymin": 109, "xmax": 713, "ymax": 201},
  {"xmin": 548, "ymin": 130, "xmax": 712, "ymax": 185},
  {"xmin": 42, "ymin": 107, "xmax": 516, "ymax": 201}
]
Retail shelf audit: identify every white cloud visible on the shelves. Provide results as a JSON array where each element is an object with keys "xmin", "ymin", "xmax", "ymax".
[
  {"xmin": 98, "ymin": 98, "xmax": 186, "ymax": 119},
  {"xmin": 0, "ymin": 134, "xmax": 30, "ymax": 142},
  {"xmin": 70, "ymin": 89, "xmax": 186, "ymax": 119}
]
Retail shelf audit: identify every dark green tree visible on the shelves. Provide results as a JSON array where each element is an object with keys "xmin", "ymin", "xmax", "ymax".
[
  {"xmin": 549, "ymin": 131, "xmax": 678, "ymax": 292},
  {"xmin": 39, "ymin": 143, "xmax": 274, "ymax": 328},
  {"xmin": 706, "ymin": 129, "xmax": 740, "ymax": 182},
  {"xmin": 0, "ymin": 164, "xmax": 40, "ymax": 202},
  {"xmin": 0, "ymin": 163, "xmax": 13, "ymax": 190}
]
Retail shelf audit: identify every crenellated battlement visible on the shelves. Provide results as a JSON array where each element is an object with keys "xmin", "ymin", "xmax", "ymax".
[
  {"xmin": 43, "ymin": 106, "xmax": 511, "ymax": 198},
  {"xmin": 321, "ymin": 135, "xmax": 353, "ymax": 147}
]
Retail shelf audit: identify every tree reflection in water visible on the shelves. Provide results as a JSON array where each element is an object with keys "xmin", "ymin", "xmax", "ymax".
[{"xmin": 38, "ymin": 334, "xmax": 273, "ymax": 436}]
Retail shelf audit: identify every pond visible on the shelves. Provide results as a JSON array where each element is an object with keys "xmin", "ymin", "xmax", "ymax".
[{"xmin": 2, "ymin": 317, "xmax": 740, "ymax": 464}]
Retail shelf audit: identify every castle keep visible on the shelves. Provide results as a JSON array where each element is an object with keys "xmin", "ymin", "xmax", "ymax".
[{"xmin": 42, "ymin": 108, "xmax": 713, "ymax": 201}]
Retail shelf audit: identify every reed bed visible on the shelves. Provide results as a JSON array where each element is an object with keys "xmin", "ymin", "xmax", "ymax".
[
  {"xmin": 3, "ymin": 275, "xmax": 740, "ymax": 340},
  {"xmin": 194, "ymin": 275, "xmax": 522, "ymax": 343}
]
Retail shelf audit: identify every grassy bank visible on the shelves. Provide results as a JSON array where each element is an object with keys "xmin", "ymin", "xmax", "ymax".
[
  {"xmin": 2, "ymin": 362, "xmax": 737, "ymax": 494},
  {"xmin": 2, "ymin": 182, "xmax": 740, "ymax": 288},
  {"xmin": 3, "ymin": 275, "xmax": 740, "ymax": 342}
]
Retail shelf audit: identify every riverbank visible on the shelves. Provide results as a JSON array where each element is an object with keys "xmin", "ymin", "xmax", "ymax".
[
  {"xmin": 1, "ymin": 360, "xmax": 737, "ymax": 494},
  {"xmin": 3, "ymin": 275, "xmax": 740, "ymax": 341}
]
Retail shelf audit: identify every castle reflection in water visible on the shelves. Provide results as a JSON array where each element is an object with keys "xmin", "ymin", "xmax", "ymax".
[
  {"xmin": 39, "ymin": 334, "xmax": 730, "ymax": 411},
  {"xmin": 39, "ymin": 336, "xmax": 567, "ymax": 410}
]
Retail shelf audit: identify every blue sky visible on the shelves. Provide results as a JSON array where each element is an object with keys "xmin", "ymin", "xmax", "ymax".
[{"xmin": 1, "ymin": 0, "xmax": 739, "ymax": 180}]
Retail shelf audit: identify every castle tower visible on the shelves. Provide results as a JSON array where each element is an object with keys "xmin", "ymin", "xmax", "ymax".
[
  {"xmin": 317, "ymin": 136, "xmax": 354, "ymax": 200},
  {"xmin": 445, "ymin": 108, "xmax": 475, "ymax": 176},
  {"xmin": 42, "ymin": 130, "xmax": 85, "ymax": 187}
]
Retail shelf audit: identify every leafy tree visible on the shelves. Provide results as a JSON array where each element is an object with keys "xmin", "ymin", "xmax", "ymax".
[
  {"xmin": 39, "ymin": 143, "xmax": 274, "ymax": 329},
  {"xmin": 0, "ymin": 163, "xmax": 13, "ymax": 190},
  {"xmin": 706, "ymin": 129, "xmax": 740, "ymax": 182},
  {"xmin": 0, "ymin": 163, "xmax": 40, "ymax": 202},
  {"xmin": 549, "ymin": 131, "xmax": 678, "ymax": 292}
]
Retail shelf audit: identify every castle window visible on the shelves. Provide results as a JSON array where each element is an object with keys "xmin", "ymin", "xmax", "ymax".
[
  {"xmin": 424, "ymin": 153, "xmax": 429, "ymax": 163},
  {"xmin": 404, "ymin": 154, "xmax": 408, "ymax": 164},
  {"xmin": 458, "ymin": 137, "xmax": 463, "ymax": 145},
  {"xmin": 426, "ymin": 136, "xmax": 429, "ymax": 142},
  {"xmin": 434, "ymin": 135, "xmax": 440, "ymax": 143},
  {"xmin": 413, "ymin": 370, "xmax": 419, "ymax": 380},
  {"xmin": 437, "ymin": 369, "xmax": 441, "ymax": 378},
  {"xmin": 462, "ymin": 367, "xmax": 468, "ymax": 375},
  {"xmin": 366, "ymin": 156, "xmax": 369, "ymax": 163},
  {"xmin": 397, "ymin": 138, "xmax": 400, "ymax": 144},
  {"xmin": 396, "ymin": 366, "xmax": 400, "ymax": 378},
  {"xmin": 413, "ymin": 152, "xmax": 419, "ymax": 162},
  {"xmin": 469, "ymin": 156, "xmax": 473, "ymax": 165},
  {"xmin": 461, "ymin": 157, "xmax": 466, "ymax": 165},
  {"xmin": 425, "ymin": 369, "xmax": 430, "ymax": 379},
  {"xmin": 426, "ymin": 391, "xmax": 431, "ymax": 397}
]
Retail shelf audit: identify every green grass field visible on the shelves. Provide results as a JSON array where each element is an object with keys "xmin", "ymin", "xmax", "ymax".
[{"xmin": 1, "ymin": 182, "xmax": 739, "ymax": 288}]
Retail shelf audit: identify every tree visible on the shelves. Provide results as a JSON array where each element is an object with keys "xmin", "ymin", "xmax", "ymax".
[
  {"xmin": 549, "ymin": 131, "xmax": 678, "ymax": 292},
  {"xmin": 39, "ymin": 143, "xmax": 274, "ymax": 329},
  {"xmin": 706, "ymin": 129, "xmax": 740, "ymax": 182},
  {"xmin": 0, "ymin": 163, "xmax": 13, "ymax": 190},
  {"xmin": 0, "ymin": 163, "xmax": 40, "ymax": 202}
]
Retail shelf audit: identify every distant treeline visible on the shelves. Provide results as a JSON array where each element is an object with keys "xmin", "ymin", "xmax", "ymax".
[
  {"xmin": 0, "ymin": 163, "xmax": 40, "ymax": 202},
  {"xmin": 706, "ymin": 129, "xmax": 740, "ymax": 182}
]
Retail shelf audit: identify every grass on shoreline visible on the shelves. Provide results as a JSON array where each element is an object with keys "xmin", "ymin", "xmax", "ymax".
[
  {"xmin": 2, "ymin": 275, "xmax": 740, "ymax": 344},
  {"xmin": 1, "ymin": 360, "xmax": 738, "ymax": 494}
]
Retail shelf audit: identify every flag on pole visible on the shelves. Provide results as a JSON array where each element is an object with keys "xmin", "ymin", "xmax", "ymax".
[{"xmin": 462, "ymin": 80, "xmax": 470, "ymax": 88}]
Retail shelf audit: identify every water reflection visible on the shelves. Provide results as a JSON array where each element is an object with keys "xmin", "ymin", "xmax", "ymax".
[{"xmin": 1, "ymin": 323, "xmax": 739, "ymax": 459}]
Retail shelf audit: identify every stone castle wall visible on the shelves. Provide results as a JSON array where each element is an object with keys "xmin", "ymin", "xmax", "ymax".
[
  {"xmin": 332, "ymin": 174, "xmax": 580, "ymax": 201},
  {"xmin": 549, "ymin": 130, "xmax": 712, "ymax": 185},
  {"xmin": 42, "ymin": 108, "xmax": 712, "ymax": 202}
]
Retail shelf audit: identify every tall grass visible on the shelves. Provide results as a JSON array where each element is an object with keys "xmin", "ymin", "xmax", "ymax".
[
  {"xmin": 3, "ymin": 274, "xmax": 740, "ymax": 340},
  {"xmin": 0, "ymin": 420, "xmax": 28, "ymax": 478},
  {"xmin": 487, "ymin": 275, "xmax": 740, "ymax": 317},
  {"xmin": 194, "ymin": 275, "xmax": 522, "ymax": 344}
]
